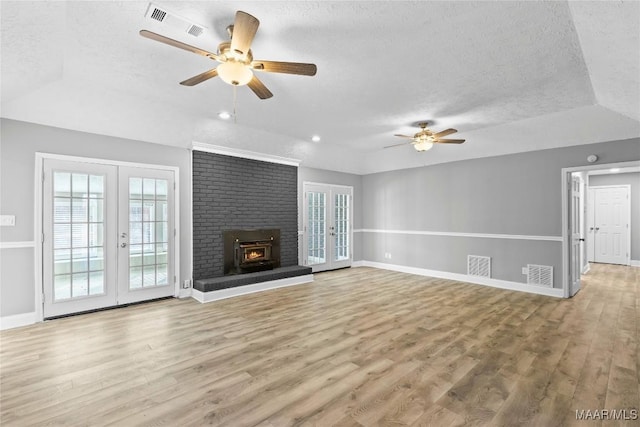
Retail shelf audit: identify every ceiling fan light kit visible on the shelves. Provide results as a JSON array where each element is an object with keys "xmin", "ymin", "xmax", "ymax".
[
  {"xmin": 140, "ymin": 10, "xmax": 317, "ymax": 99},
  {"xmin": 387, "ymin": 122, "xmax": 465, "ymax": 152},
  {"xmin": 217, "ymin": 60, "xmax": 253, "ymax": 86}
]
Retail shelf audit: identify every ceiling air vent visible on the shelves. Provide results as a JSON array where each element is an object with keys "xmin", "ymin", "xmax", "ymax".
[
  {"xmin": 527, "ymin": 264, "xmax": 553, "ymax": 288},
  {"xmin": 468, "ymin": 255, "xmax": 491, "ymax": 278},
  {"xmin": 144, "ymin": 3, "xmax": 206, "ymax": 38},
  {"xmin": 150, "ymin": 7, "xmax": 167, "ymax": 22},
  {"xmin": 187, "ymin": 24, "xmax": 204, "ymax": 37}
]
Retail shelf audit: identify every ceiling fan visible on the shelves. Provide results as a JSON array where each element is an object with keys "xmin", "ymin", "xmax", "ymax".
[
  {"xmin": 385, "ymin": 122, "xmax": 465, "ymax": 152},
  {"xmin": 140, "ymin": 10, "xmax": 317, "ymax": 99}
]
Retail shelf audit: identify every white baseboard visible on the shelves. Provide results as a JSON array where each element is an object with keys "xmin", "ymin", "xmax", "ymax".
[
  {"xmin": 631, "ymin": 260, "xmax": 640, "ymax": 267},
  {"xmin": 1, "ymin": 312, "xmax": 37, "ymax": 330},
  {"xmin": 581, "ymin": 263, "xmax": 591, "ymax": 274},
  {"xmin": 354, "ymin": 261, "xmax": 564, "ymax": 298},
  {"xmin": 191, "ymin": 274, "xmax": 314, "ymax": 304},
  {"xmin": 352, "ymin": 260, "xmax": 366, "ymax": 268},
  {"xmin": 177, "ymin": 288, "xmax": 192, "ymax": 298}
]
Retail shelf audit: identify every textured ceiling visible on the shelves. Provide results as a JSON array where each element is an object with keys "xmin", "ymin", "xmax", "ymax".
[{"xmin": 1, "ymin": 1, "xmax": 639, "ymax": 174}]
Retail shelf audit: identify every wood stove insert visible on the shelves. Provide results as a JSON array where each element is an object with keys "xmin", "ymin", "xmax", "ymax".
[{"xmin": 223, "ymin": 229, "xmax": 280, "ymax": 275}]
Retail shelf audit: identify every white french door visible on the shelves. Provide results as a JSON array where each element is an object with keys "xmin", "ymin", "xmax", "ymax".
[
  {"xmin": 303, "ymin": 183, "xmax": 353, "ymax": 273},
  {"xmin": 117, "ymin": 167, "xmax": 175, "ymax": 304},
  {"xmin": 43, "ymin": 159, "xmax": 175, "ymax": 318},
  {"xmin": 588, "ymin": 186, "xmax": 630, "ymax": 265}
]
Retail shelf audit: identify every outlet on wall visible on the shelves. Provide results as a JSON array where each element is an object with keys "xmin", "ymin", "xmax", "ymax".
[
  {"xmin": 182, "ymin": 279, "xmax": 191, "ymax": 289},
  {"xmin": 384, "ymin": 252, "xmax": 392, "ymax": 259},
  {"xmin": 522, "ymin": 267, "xmax": 529, "ymax": 275}
]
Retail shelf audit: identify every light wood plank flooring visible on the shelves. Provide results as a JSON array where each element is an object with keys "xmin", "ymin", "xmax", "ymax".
[{"xmin": 1, "ymin": 263, "xmax": 638, "ymax": 426}]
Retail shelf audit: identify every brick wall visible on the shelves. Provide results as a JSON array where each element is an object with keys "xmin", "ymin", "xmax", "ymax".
[{"xmin": 192, "ymin": 151, "xmax": 298, "ymax": 280}]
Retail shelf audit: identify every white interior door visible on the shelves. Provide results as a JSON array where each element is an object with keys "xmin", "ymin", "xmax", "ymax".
[
  {"xmin": 43, "ymin": 160, "xmax": 176, "ymax": 318},
  {"xmin": 592, "ymin": 186, "xmax": 630, "ymax": 265},
  {"xmin": 43, "ymin": 160, "xmax": 118, "ymax": 318},
  {"xmin": 570, "ymin": 175, "xmax": 581, "ymax": 296},
  {"xmin": 118, "ymin": 167, "xmax": 175, "ymax": 304},
  {"xmin": 303, "ymin": 183, "xmax": 353, "ymax": 273}
]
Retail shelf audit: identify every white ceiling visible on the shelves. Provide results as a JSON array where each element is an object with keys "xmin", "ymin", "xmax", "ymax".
[{"xmin": 2, "ymin": 1, "xmax": 639, "ymax": 175}]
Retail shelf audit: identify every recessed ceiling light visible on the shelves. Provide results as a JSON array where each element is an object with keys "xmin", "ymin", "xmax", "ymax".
[
  {"xmin": 218, "ymin": 111, "xmax": 231, "ymax": 120},
  {"xmin": 610, "ymin": 168, "xmax": 620, "ymax": 173},
  {"xmin": 311, "ymin": 135, "xmax": 321, "ymax": 143}
]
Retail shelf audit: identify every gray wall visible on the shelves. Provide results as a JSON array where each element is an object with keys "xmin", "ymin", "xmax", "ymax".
[
  {"xmin": 0, "ymin": 119, "xmax": 192, "ymax": 317},
  {"xmin": 298, "ymin": 167, "xmax": 363, "ymax": 261},
  {"xmin": 192, "ymin": 151, "xmax": 298, "ymax": 280},
  {"xmin": 589, "ymin": 172, "xmax": 640, "ymax": 260},
  {"xmin": 362, "ymin": 138, "xmax": 640, "ymax": 287}
]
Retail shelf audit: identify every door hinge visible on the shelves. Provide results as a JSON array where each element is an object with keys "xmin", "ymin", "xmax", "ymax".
[
  {"xmin": 173, "ymin": 182, "xmax": 176, "ymax": 190},
  {"xmin": 42, "ymin": 292, "xmax": 45, "ymax": 303},
  {"xmin": 174, "ymin": 228, "xmax": 176, "ymax": 236},
  {"xmin": 42, "ymin": 171, "xmax": 45, "ymax": 183},
  {"xmin": 41, "ymin": 233, "xmax": 45, "ymax": 243},
  {"xmin": 173, "ymin": 275, "xmax": 176, "ymax": 284}
]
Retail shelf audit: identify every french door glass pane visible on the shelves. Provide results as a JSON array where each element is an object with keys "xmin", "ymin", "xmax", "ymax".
[
  {"xmin": 334, "ymin": 194, "xmax": 350, "ymax": 261},
  {"xmin": 307, "ymin": 191, "xmax": 326, "ymax": 265},
  {"xmin": 52, "ymin": 171, "xmax": 106, "ymax": 301},
  {"xmin": 129, "ymin": 177, "xmax": 169, "ymax": 289}
]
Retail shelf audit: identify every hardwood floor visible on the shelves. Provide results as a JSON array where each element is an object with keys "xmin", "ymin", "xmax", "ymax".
[{"xmin": 1, "ymin": 263, "xmax": 638, "ymax": 426}]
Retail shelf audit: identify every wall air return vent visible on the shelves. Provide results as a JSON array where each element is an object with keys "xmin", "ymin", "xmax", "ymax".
[
  {"xmin": 527, "ymin": 264, "xmax": 553, "ymax": 288},
  {"xmin": 144, "ymin": 3, "xmax": 206, "ymax": 38},
  {"xmin": 467, "ymin": 255, "xmax": 491, "ymax": 278}
]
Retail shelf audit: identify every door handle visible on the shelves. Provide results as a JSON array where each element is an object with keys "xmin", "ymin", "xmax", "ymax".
[
  {"xmin": 120, "ymin": 242, "xmax": 127, "ymax": 248},
  {"xmin": 121, "ymin": 232, "xmax": 127, "ymax": 238},
  {"xmin": 595, "ymin": 227, "xmax": 600, "ymax": 231},
  {"xmin": 579, "ymin": 238, "xmax": 585, "ymax": 242}
]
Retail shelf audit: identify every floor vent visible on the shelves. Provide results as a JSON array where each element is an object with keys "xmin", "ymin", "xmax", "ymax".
[
  {"xmin": 468, "ymin": 255, "xmax": 491, "ymax": 278},
  {"xmin": 527, "ymin": 264, "xmax": 553, "ymax": 287}
]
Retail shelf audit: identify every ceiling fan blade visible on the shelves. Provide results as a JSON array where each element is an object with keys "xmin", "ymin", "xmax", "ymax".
[
  {"xmin": 180, "ymin": 69, "xmax": 219, "ymax": 86},
  {"xmin": 247, "ymin": 75, "xmax": 273, "ymax": 99},
  {"xmin": 140, "ymin": 30, "xmax": 216, "ymax": 58},
  {"xmin": 394, "ymin": 134, "xmax": 414, "ymax": 139},
  {"xmin": 230, "ymin": 11, "xmax": 260, "ymax": 58},
  {"xmin": 384, "ymin": 142, "xmax": 411, "ymax": 149},
  {"xmin": 435, "ymin": 139, "xmax": 465, "ymax": 144},
  {"xmin": 433, "ymin": 128, "xmax": 457, "ymax": 138},
  {"xmin": 251, "ymin": 60, "xmax": 317, "ymax": 76}
]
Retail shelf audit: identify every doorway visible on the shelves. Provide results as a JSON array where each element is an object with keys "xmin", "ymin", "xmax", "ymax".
[
  {"xmin": 40, "ymin": 156, "xmax": 177, "ymax": 318},
  {"xmin": 302, "ymin": 182, "xmax": 353, "ymax": 272},
  {"xmin": 562, "ymin": 160, "xmax": 639, "ymax": 298},
  {"xmin": 587, "ymin": 185, "xmax": 631, "ymax": 265}
]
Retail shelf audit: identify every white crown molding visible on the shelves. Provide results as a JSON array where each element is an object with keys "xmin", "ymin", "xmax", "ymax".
[
  {"xmin": 353, "ymin": 229, "xmax": 562, "ymax": 242},
  {"xmin": 0, "ymin": 241, "xmax": 36, "ymax": 249},
  {"xmin": 192, "ymin": 142, "xmax": 301, "ymax": 167},
  {"xmin": 354, "ymin": 261, "xmax": 564, "ymax": 298}
]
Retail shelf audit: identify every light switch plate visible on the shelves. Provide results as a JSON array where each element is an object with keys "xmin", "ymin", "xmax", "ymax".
[{"xmin": 0, "ymin": 215, "xmax": 16, "ymax": 226}]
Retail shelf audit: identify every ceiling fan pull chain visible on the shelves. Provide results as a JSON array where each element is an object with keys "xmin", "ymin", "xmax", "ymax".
[{"xmin": 233, "ymin": 85, "xmax": 237, "ymax": 124}]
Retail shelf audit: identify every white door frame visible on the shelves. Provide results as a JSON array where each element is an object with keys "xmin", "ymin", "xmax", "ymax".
[
  {"xmin": 588, "ymin": 184, "xmax": 631, "ymax": 265},
  {"xmin": 561, "ymin": 160, "xmax": 639, "ymax": 298},
  {"xmin": 35, "ymin": 152, "xmax": 180, "ymax": 322}
]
